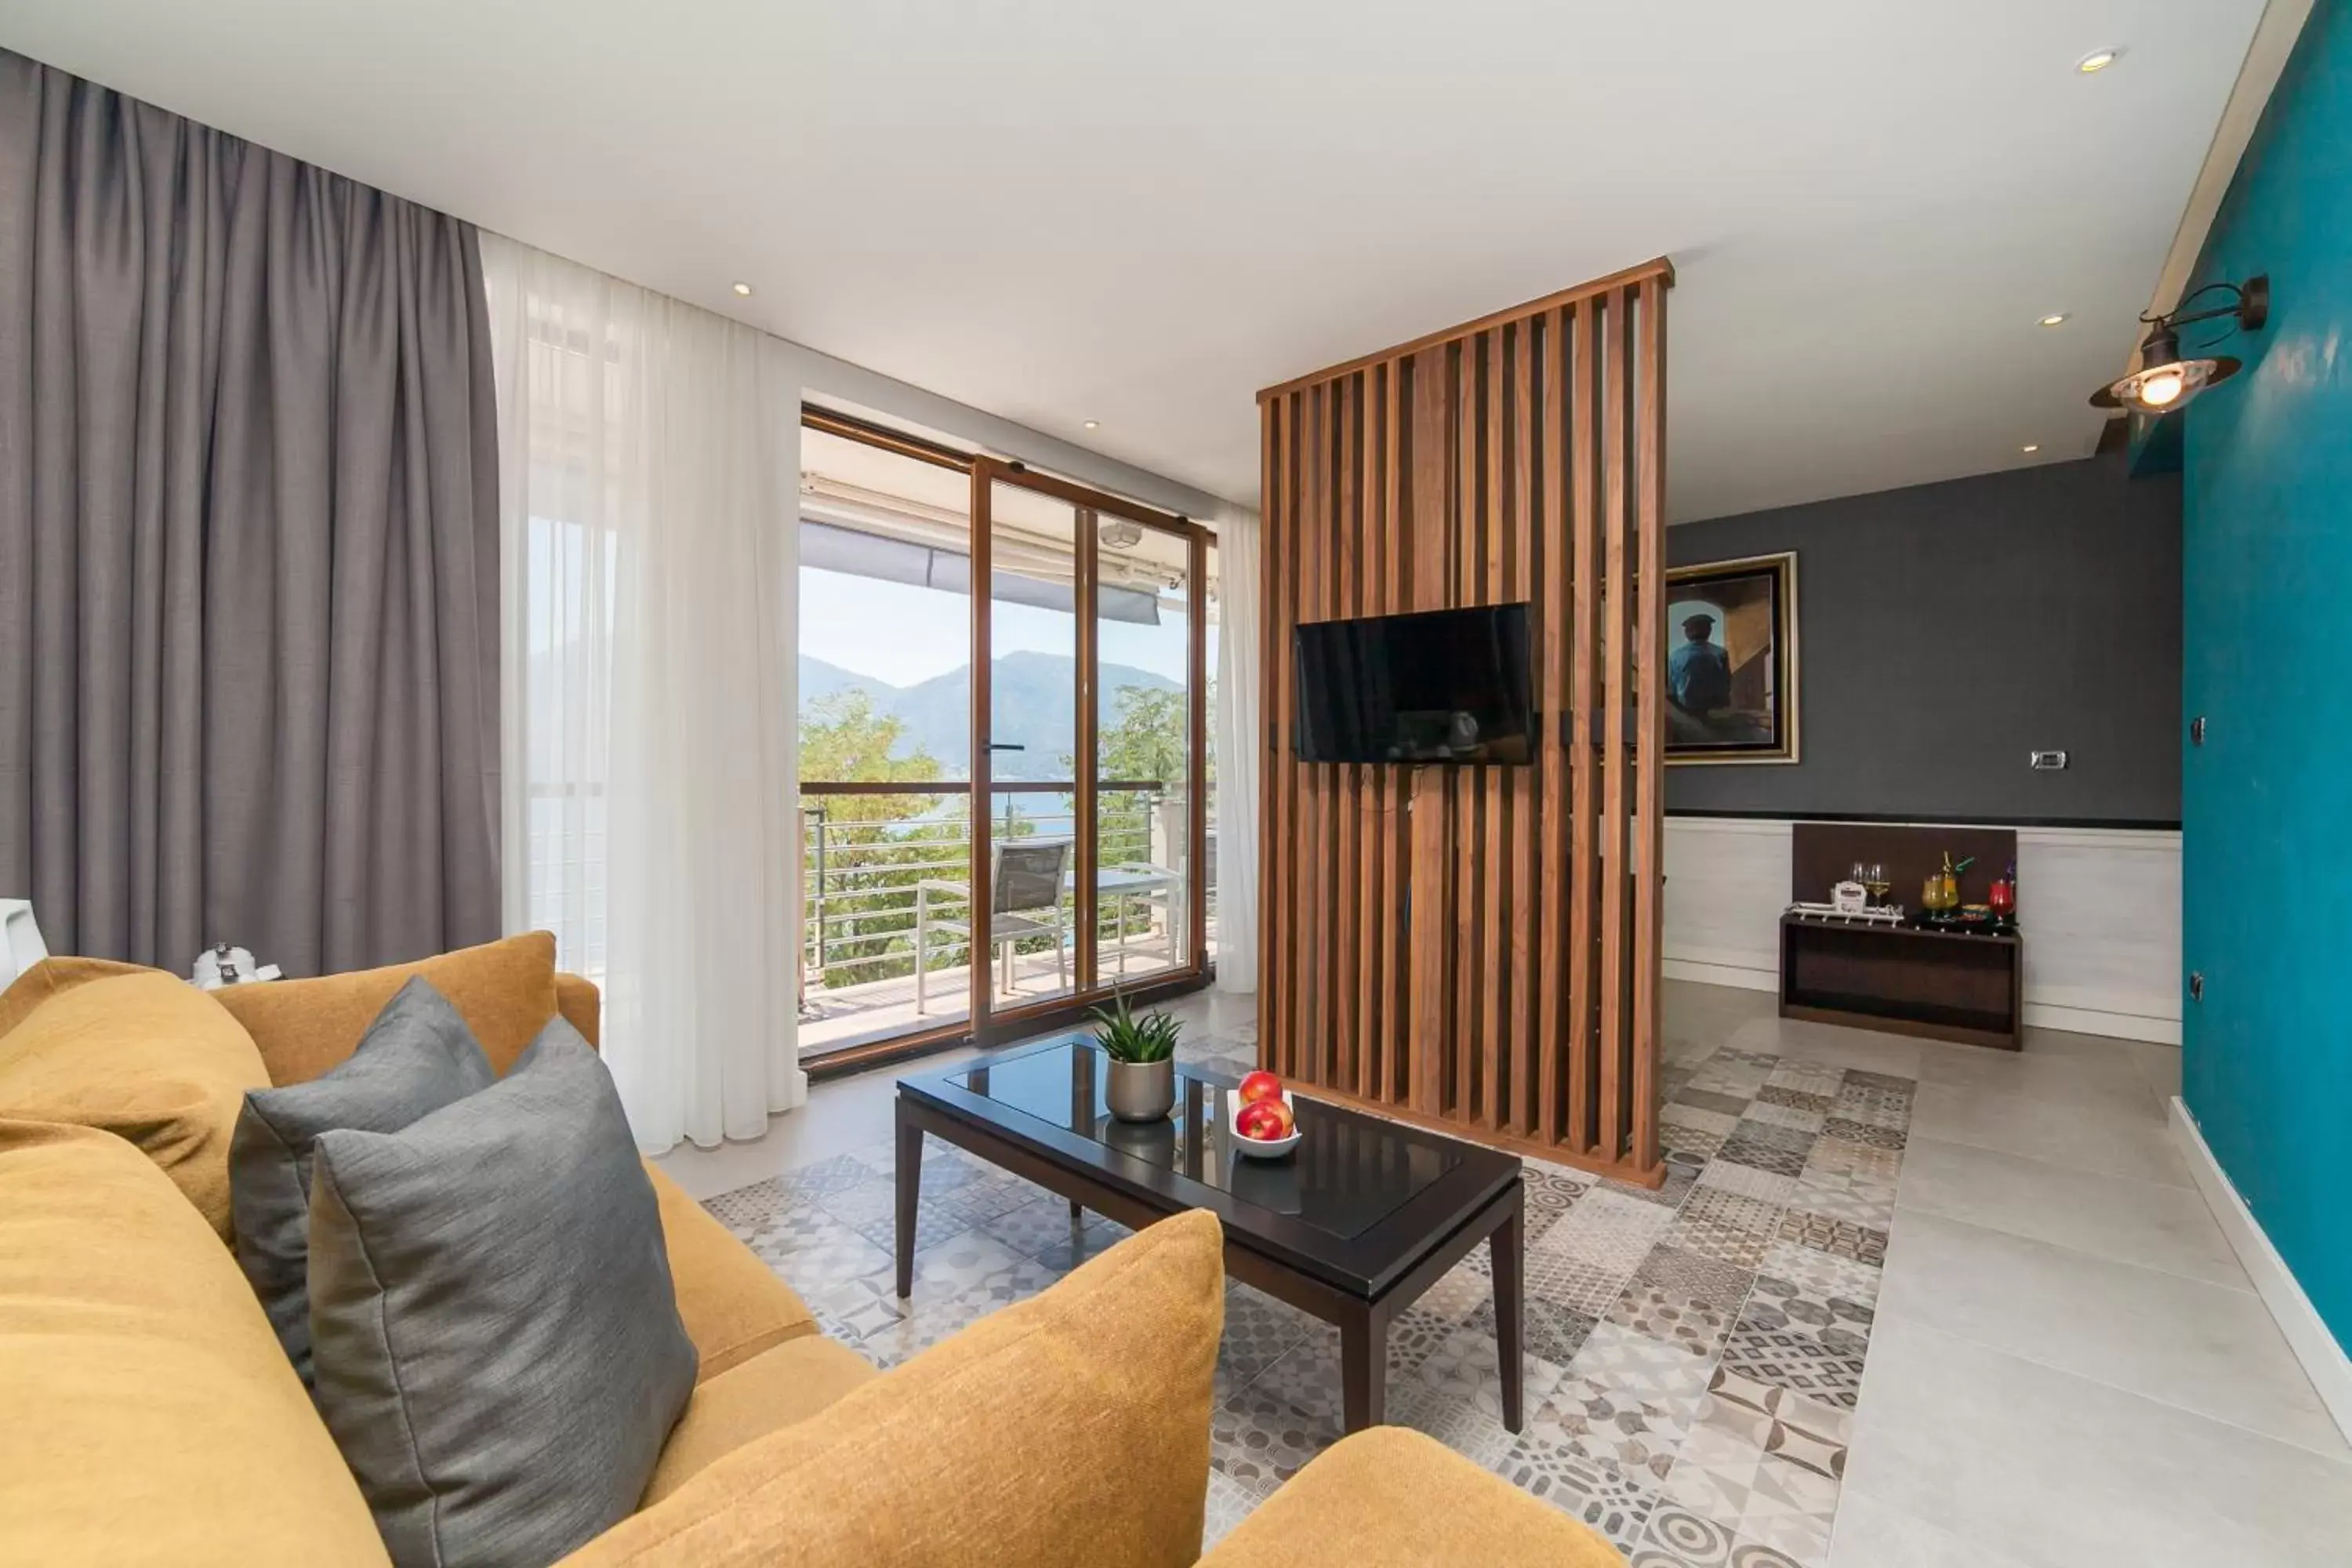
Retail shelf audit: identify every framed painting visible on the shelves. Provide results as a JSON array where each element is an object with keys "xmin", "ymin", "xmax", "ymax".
[{"xmin": 1664, "ymin": 551, "xmax": 1800, "ymax": 765}]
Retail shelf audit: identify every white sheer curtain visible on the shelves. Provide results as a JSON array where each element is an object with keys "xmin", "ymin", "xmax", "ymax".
[
  {"xmin": 1214, "ymin": 511, "xmax": 1262, "ymax": 993},
  {"xmin": 483, "ymin": 234, "xmax": 805, "ymax": 1152}
]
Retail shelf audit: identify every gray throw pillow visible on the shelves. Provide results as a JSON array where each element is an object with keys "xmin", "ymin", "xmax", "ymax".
[
  {"xmin": 230, "ymin": 976, "xmax": 496, "ymax": 1384},
  {"xmin": 307, "ymin": 1018, "xmax": 696, "ymax": 1568}
]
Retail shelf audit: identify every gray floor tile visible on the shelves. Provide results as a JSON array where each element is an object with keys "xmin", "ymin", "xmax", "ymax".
[
  {"xmin": 1896, "ymin": 1135, "xmax": 2243, "ymax": 1286},
  {"xmin": 1842, "ymin": 1317, "xmax": 2352, "ymax": 1568},
  {"xmin": 1877, "ymin": 1209, "xmax": 2345, "ymax": 1458},
  {"xmin": 1907, "ymin": 1080, "xmax": 2186, "ymax": 1185}
]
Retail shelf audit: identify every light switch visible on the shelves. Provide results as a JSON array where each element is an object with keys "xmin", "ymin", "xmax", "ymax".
[{"xmin": 2030, "ymin": 750, "xmax": 2068, "ymax": 771}]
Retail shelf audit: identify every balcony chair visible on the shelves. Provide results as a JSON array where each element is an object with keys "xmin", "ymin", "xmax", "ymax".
[{"xmin": 913, "ymin": 839, "xmax": 1071, "ymax": 1014}]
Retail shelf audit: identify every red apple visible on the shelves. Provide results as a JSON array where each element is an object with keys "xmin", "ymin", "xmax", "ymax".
[
  {"xmin": 1236, "ymin": 1099, "xmax": 1293, "ymax": 1142},
  {"xmin": 1238, "ymin": 1070, "xmax": 1284, "ymax": 1105}
]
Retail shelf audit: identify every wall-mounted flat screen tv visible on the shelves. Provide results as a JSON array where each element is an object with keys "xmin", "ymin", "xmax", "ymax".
[{"xmin": 1293, "ymin": 603, "xmax": 1534, "ymax": 764}]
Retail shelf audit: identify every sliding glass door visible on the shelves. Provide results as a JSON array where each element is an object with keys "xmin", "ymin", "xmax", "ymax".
[
  {"xmin": 974, "ymin": 469, "xmax": 1083, "ymax": 1018},
  {"xmin": 970, "ymin": 458, "xmax": 1207, "ymax": 1044},
  {"xmin": 1090, "ymin": 507, "xmax": 1201, "ymax": 986},
  {"xmin": 794, "ymin": 414, "xmax": 1210, "ymax": 1065}
]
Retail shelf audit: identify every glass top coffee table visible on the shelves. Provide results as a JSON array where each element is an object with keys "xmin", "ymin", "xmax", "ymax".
[{"xmin": 895, "ymin": 1034, "xmax": 1526, "ymax": 1433}]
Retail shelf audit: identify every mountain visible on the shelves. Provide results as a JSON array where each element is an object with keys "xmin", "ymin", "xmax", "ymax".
[
  {"xmin": 799, "ymin": 651, "xmax": 1178, "ymax": 781},
  {"xmin": 799, "ymin": 655, "xmax": 869, "ymax": 708}
]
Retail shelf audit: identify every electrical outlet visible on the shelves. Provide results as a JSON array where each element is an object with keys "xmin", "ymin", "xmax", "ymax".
[{"xmin": 2030, "ymin": 750, "xmax": 2068, "ymax": 771}]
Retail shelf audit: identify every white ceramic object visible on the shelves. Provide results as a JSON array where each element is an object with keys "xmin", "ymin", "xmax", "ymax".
[
  {"xmin": 191, "ymin": 942, "xmax": 284, "ymax": 990},
  {"xmin": 1230, "ymin": 1088, "xmax": 1301, "ymax": 1159},
  {"xmin": 0, "ymin": 898, "xmax": 46, "ymax": 989}
]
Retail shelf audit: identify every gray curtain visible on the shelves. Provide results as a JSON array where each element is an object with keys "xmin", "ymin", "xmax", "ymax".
[{"xmin": 0, "ymin": 52, "xmax": 500, "ymax": 977}]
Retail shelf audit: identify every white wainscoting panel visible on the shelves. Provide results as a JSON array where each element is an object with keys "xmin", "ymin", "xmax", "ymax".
[
  {"xmin": 1662, "ymin": 818, "xmax": 1790, "ymax": 990},
  {"xmin": 1661, "ymin": 816, "xmax": 2182, "ymax": 1044}
]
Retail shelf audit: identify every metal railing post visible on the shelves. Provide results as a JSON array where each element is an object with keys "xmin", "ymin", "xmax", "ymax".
[{"xmin": 808, "ymin": 804, "xmax": 828, "ymax": 988}]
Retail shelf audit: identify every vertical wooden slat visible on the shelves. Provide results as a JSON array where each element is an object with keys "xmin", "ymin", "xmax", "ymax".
[
  {"xmin": 1364, "ymin": 368, "xmax": 1374, "ymax": 1105},
  {"xmin": 1257, "ymin": 401, "xmax": 1279, "ymax": 1073},
  {"xmin": 1256, "ymin": 398, "xmax": 1277, "ymax": 1074},
  {"xmin": 1352, "ymin": 370, "xmax": 1381, "ymax": 1101},
  {"xmin": 1508, "ymin": 318, "xmax": 1537, "ymax": 1137},
  {"xmin": 1272, "ymin": 396, "xmax": 1303, "ymax": 1078},
  {"xmin": 1479, "ymin": 327, "xmax": 1508, "ymax": 1131},
  {"xmin": 1408, "ymin": 347, "xmax": 1450, "ymax": 1116},
  {"xmin": 1631, "ymin": 279, "xmax": 1668, "ymax": 1173},
  {"xmin": 1381, "ymin": 358, "xmax": 1410, "ymax": 1105},
  {"xmin": 1566, "ymin": 299, "xmax": 1600, "ymax": 1154},
  {"xmin": 1302, "ymin": 383, "xmax": 1331, "ymax": 1085},
  {"xmin": 1333, "ymin": 373, "xmax": 1362, "ymax": 1096},
  {"xmin": 1597, "ymin": 289, "xmax": 1632, "ymax": 1164},
  {"xmin": 1537, "ymin": 306, "xmax": 1570, "ymax": 1145},
  {"xmin": 1451, "ymin": 339, "xmax": 1480, "ymax": 1121}
]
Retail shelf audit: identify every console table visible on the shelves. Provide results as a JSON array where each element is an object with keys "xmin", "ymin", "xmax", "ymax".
[
  {"xmin": 1780, "ymin": 915, "xmax": 2023, "ymax": 1050},
  {"xmin": 1778, "ymin": 822, "xmax": 2024, "ymax": 1051}
]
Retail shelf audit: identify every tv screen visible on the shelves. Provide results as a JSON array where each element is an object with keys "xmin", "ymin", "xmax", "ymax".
[{"xmin": 1293, "ymin": 604, "xmax": 1534, "ymax": 764}]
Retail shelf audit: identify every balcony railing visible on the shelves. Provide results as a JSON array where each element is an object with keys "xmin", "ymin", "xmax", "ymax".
[
  {"xmin": 527, "ymin": 777, "xmax": 1213, "ymax": 1058},
  {"xmin": 797, "ymin": 779, "xmax": 1214, "ymax": 1054}
]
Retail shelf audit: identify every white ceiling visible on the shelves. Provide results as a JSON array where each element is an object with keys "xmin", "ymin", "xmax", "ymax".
[{"xmin": 1, "ymin": 1, "xmax": 2265, "ymax": 521}]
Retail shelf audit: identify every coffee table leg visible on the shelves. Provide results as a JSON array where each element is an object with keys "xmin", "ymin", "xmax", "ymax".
[
  {"xmin": 895, "ymin": 1101, "xmax": 923, "ymax": 1299},
  {"xmin": 1069, "ymin": 1198, "xmax": 1083, "ymax": 1222},
  {"xmin": 1493, "ymin": 1184, "xmax": 1526, "ymax": 1432},
  {"xmin": 1341, "ymin": 1309, "xmax": 1387, "ymax": 1432}
]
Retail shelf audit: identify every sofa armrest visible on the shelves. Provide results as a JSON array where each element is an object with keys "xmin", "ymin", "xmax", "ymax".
[
  {"xmin": 556, "ymin": 971, "xmax": 602, "ymax": 1049},
  {"xmin": 560, "ymin": 1210, "xmax": 1225, "ymax": 1568},
  {"xmin": 1195, "ymin": 1426, "xmax": 1625, "ymax": 1568},
  {"xmin": 643, "ymin": 1162, "xmax": 818, "ymax": 1382}
]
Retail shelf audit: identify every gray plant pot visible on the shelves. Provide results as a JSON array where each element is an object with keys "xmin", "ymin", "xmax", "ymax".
[{"xmin": 1105, "ymin": 1057, "xmax": 1176, "ymax": 1122}]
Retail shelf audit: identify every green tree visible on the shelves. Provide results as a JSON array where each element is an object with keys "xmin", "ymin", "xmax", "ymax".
[
  {"xmin": 799, "ymin": 690, "xmax": 942, "ymax": 822},
  {"xmin": 800, "ymin": 691, "xmax": 962, "ymax": 989},
  {"xmin": 1095, "ymin": 685, "xmax": 1189, "ymax": 786}
]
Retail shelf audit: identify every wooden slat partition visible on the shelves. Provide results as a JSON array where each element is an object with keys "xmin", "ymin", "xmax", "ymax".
[{"xmin": 1255, "ymin": 260, "xmax": 1671, "ymax": 1183}]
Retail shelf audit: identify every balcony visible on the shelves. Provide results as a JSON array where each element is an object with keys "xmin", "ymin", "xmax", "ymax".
[{"xmin": 799, "ymin": 782, "xmax": 1214, "ymax": 1058}]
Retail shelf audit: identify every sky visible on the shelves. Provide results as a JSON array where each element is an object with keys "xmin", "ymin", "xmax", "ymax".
[{"xmin": 798, "ymin": 567, "xmax": 1206, "ymax": 688}]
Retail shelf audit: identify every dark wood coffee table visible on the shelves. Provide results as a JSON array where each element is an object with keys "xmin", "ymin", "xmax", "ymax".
[{"xmin": 894, "ymin": 1035, "xmax": 1525, "ymax": 1433}]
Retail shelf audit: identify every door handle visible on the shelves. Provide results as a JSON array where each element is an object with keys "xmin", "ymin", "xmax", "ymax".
[{"xmin": 982, "ymin": 742, "xmax": 1025, "ymax": 752}]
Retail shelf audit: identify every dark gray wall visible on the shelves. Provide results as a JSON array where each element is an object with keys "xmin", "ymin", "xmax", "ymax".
[{"xmin": 1665, "ymin": 455, "xmax": 2181, "ymax": 826}]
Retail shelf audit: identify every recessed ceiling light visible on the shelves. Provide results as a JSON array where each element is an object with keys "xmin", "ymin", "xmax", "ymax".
[
  {"xmin": 2076, "ymin": 47, "xmax": 2122, "ymax": 74},
  {"xmin": 2021, "ymin": 444, "xmax": 2041, "ymax": 454},
  {"xmin": 731, "ymin": 281, "xmax": 754, "ymax": 297},
  {"xmin": 1083, "ymin": 419, "xmax": 1100, "ymax": 430},
  {"xmin": 2038, "ymin": 314, "xmax": 2069, "ymax": 328}
]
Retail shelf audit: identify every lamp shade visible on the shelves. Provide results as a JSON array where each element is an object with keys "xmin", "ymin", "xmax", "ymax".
[{"xmin": 2089, "ymin": 278, "xmax": 2266, "ymax": 413}]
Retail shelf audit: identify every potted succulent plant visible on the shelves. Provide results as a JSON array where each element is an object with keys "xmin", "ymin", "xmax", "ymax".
[{"xmin": 1091, "ymin": 991, "xmax": 1181, "ymax": 1122}]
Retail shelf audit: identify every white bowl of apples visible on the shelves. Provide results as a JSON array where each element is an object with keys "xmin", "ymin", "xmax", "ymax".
[{"xmin": 1230, "ymin": 1071, "xmax": 1301, "ymax": 1158}]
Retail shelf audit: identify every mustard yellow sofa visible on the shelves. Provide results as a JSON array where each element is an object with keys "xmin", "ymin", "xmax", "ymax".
[{"xmin": 0, "ymin": 935, "xmax": 1619, "ymax": 1567}]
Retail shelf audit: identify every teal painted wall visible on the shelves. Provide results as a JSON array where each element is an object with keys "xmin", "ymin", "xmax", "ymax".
[{"xmin": 2181, "ymin": 0, "xmax": 2352, "ymax": 1347}]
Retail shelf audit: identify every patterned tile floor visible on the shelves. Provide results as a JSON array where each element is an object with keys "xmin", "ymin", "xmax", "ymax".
[{"xmin": 701, "ymin": 1008, "xmax": 1911, "ymax": 1566}]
